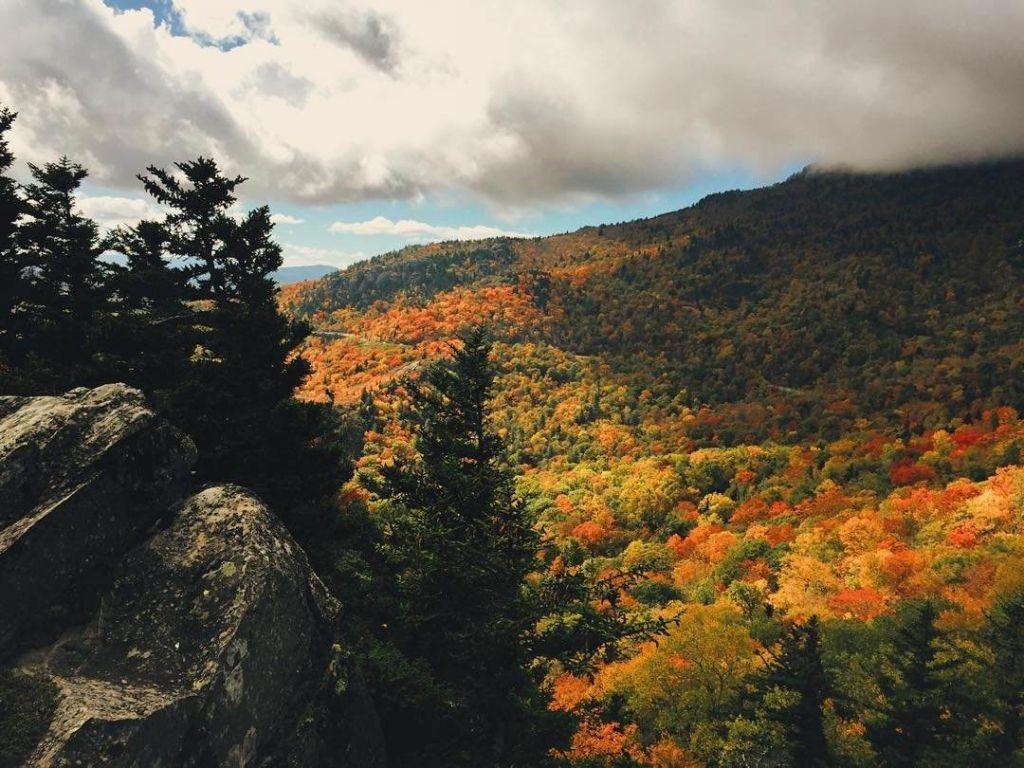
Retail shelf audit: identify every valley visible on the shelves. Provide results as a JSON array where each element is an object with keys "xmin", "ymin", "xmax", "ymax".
[{"xmin": 282, "ymin": 159, "xmax": 1024, "ymax": 765}]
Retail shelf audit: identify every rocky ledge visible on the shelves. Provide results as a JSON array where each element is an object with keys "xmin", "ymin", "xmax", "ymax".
[{"xmin": 0, "ymin": 385, "xmax": 384, "ymax": 768}]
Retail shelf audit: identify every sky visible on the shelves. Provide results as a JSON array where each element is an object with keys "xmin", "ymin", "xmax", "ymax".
[{"xmin": 1, "ymin": 1, "xmax": 1022, "ymax": 268}]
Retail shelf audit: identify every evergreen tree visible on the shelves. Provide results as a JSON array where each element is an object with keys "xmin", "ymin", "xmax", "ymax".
[
  {"xmin": 757, "ymin": 617, "xmax": 832, "ymax": 767},
  {"xmin": 10, "ymin": 157, "xmax": 108, "ymax": 392},
  {"xmin": 102, "ymin": 220, "xmax": 190, "ymax": 400},
  {"xmin": 0, "ymin": 106, "xmax": 27, "ymax": 376},
  {"xmin": 0, "ymin": 144, "xmax": 357, "ymax": 545},
  {"xmin": 0, "ymin": 107, "xmax": 18, "ymax": 251},
  {"xmin": 374, "ymin": 327, "xmax": 543, "ymax": 767},
  {"xmin": 980, "ymin": 586, "xmax": 1024, "ymax": 763},
  {"xmin": 137, "ymin": 157, "xmax": 346, "ymax": 535},
  {"xmin": 105, "ymin": 220, "xmax": 182, "ymax": 314},
  {"xmin": 137, "ymin": 157, "xmax": 245, "ymax": 299},
  {"xmin": 868, "ymin": 600, "xmax": 960, "ymax": 767},
  {"xmin": 531, "ymin": 556, "xmax": 674, "ymax": 675}
]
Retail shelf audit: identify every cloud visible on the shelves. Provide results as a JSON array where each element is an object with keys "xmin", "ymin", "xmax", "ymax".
[
  {"xmin": 77, "ymin": 194, "xmax": 161, "ymax": 230},
  {"xmin": 0, "ymin": 0, "xmax": 260, "ymax": 186},
  {"xmin": 328, "ymin": 215, "xmax": 531, "ymax": 241},
  {"xmin": 270, "ymin": 212, "xmax": 304, "ymax": 225},
  {"xmin": 1, "ymin": 0, "xmax": 1022, "ymax": 209},
  {"xmin": 241, "ymin": 63, "xmax": 315, "ymax": 108},
  {"xmin": 171, "ymin": 2, "xmax": 275, "ymax": 46},
  {"xmin": 303, "ymin": 8, "xmax": 400, "ymax": 73},
  {"xmin": 280, "ymin": 242, "xmax": 365, "ymax": 268}
]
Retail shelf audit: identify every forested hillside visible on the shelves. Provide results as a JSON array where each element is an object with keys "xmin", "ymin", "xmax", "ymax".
[
  {"xmin": 283, "ymin": 160, "xmax": 1024, "ymax": 766},
  {"xmin": 287, "ymin": 160, "xmax": 1024, "ymax": 441}
]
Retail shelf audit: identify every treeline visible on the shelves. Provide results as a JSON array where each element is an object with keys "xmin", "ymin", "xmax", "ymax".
[
  {"xmin": 293, "ymin": 238, "xmax": 520, "ymax": 313},
  {"xmin": 548, "ymin": 161, "xmax": 1024, "ymax": 432},
  {"xmin": 0, "ymin": 108, "xmax": 350, "ymax": 541}
]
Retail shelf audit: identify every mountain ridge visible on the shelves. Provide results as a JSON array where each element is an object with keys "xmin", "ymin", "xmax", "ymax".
[
  {"xmin": 273, "ymin": 264, "xmax": 338, "ymax": 284},
  {"xmin": 285, "ymin": 157, "xmax": 1024, "ymax": 441}
]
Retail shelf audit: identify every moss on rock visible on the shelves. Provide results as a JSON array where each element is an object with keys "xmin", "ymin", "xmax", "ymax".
[{"xmin": 0, "ymin": 669, "xmax": 58, "ymax": 768}]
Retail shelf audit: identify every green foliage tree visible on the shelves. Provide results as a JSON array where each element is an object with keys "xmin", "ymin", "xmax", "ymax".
[
  {"xmin": 531, "ymin": 561, "xmax": 673, "ymax": 675},
  {"xmin": 135, "ymin": 157, "xmax": 345, "ymax": 535},
  {"xmin": 979, "ymin": 585, "xmax": 1024, "ymax": 763},
  {"xmin": 718, "ymin": 703, "xmax": 792, "ymax": 768},
  {"xmin": 102, "ymin": 220, "xmax": 190, "ymax": 400},
  {"xmin": 373, "ymin": 327, "xmax": 544, "ymax": 767},
  {"xmin": 105, "ymin": 220, "xmax": 183, "ymax": 314},
  {"xmin": 603, "ymin": 604, "xmax": 757, "ymax": 757},
  {"xmin": 136, "ymin": 157, "xmax": 245, "ymax": 298}
]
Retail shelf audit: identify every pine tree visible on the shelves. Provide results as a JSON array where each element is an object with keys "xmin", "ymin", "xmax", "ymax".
[
  {"xmin": 868, "ymin": 600, "xmax": 960, "ymax": 767},
  {"xmin": 136, "ymin": 157, "xmax": 245, "ymax": 299},
  {"xmin": 11, "ymin": 157, "xmax": 108, "ymax": 392},
  {"xmin": 136, "ymin": 157, "xmax": 345, "ymax": 535},
  {"xmin": 0, "ymin": 106, "xmax": 27, "ymax": 377},
  {"xmin": 102, "ymin": 220, "xmax": 190, "ymax": 398},
  {"xmin": 375, "ymin": 327, "xmax": 543, "ymax": 767},
  {"xmin": 757, "ymin": 617, "xmax": 832, "ymax": 767},
  {"xmin": 0, "ymin": 107, "xmax": 18, "ymax": 250},
  {"xmin": 105, "ymin": 220, "xmax": 182, "ymax": 314},
  {"xmin": 980, "ymin": 586, "xmax": 1024, "ymax": 762}
]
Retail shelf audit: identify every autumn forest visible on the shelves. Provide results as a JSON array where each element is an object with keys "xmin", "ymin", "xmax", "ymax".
[
  {"xmin": 3, "ymin": 95, "xmax": 1024, "ymax": 767},
  {"xmin": 282, "ymin": 160, "xmax": 1024, "ymax": 766}
]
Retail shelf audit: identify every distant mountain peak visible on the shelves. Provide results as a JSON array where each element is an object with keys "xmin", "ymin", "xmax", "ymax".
[{"xmin": 272, "ymin": 264, "xmax": 337, "ymax": 284}]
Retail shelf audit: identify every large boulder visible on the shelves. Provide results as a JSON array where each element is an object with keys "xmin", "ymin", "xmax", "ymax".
[
  {"xmin": 24, "ymin": 486, "xmax": 382, "ymax": 767},
  {"xmin": 0, "ymin": 387, "xmax": 384, "ymax": 767},
  {"xmin": 0, "ymin": 384, "xmax": 195, "ymax": 656}
]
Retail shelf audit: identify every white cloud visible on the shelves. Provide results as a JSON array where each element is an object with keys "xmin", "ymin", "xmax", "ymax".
[
  {"xmin": 172, "ymin": 1, "xmax": 257, "ymax": 41},
  {"xmin": 270, "ymin": 213, "xmax": 304, "ymax": 225},
  {"xmin": 281, "ymin": 242, "xmax": 365, "ymax": 268},
  {"xmin": 2, "ymin": 0, "xmax": 1023, "ymax": 209},
  {"xmin": 77, "ymin": 194, "xmax": 161, "ymax": 230},
  {"xmin": 328, "ymin": 215, "xmax": 530, "ymax": 241}
]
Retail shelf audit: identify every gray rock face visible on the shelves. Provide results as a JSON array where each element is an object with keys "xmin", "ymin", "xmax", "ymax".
[
  {"xmin": 0, "ymin": 384, "xmax": 195, "ymax": 656},
  {"xmin": 0, "ymin": 386, "xmax": 384, "ymax": 767}
]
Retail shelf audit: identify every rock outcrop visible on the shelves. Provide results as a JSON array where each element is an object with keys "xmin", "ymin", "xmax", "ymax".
[
  {"xmin": 0, "ymin": 384, "xmax": 195, "ymax": 656},
  {"xmin": 0, "ymin": 385, "xmax": 384, "ymax": 768}
]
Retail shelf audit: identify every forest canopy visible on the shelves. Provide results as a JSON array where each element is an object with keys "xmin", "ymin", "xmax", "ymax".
[{"xmin": 283, "ymin": 156, "xmax": 1024, "ymax": 766}]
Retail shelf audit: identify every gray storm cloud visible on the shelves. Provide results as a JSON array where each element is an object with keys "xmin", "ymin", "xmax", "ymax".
[
  {"xmin": 0, "ymin": 0, "xmax": 261, "ymax": 182},
  {"xmin": 303, "ymin": 8, "xmax": 401, "ymax": 73},
  {"xmin": 0, "ymin": 0, "xmax": 1021, "ymax": 207}
]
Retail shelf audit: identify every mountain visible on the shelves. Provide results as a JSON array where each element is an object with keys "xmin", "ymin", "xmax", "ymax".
[
  {"xmin": 272, "ymin": 264, "xmax": 337, "ymax": 284},
  {"xmin": 279, "ymin": 159, "xmax": 1024, "ymax": 764},
  {"xmin": 285, "ymin": 159, "xmax": 1024, "ymax": 441}
]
